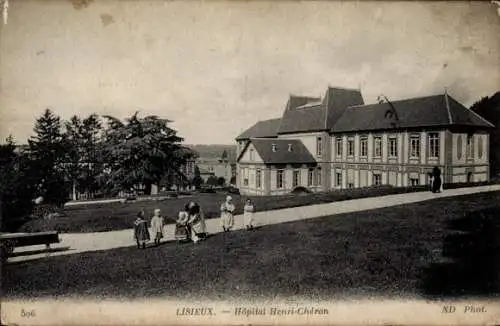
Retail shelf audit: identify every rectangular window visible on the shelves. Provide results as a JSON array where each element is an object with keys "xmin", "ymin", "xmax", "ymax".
[
  {"xmin": 277, "ymin": 170, "xmax": 284, "ymax": 189},
  {"xmin": 410, "ymin": 135, "xmax": 420, "ymax": 158},
  {"xmin": 308, "ymin": 168, "xmax": 314, "ymax": 186},
  {"xmin": 316, "ymin": 168, "xmax": 322, "ymax": 186},
  {"xmin": 249, "ymin": 148, "xmax": 254, "ymax": 161},
  {"xmin": 336, "ymin": 172, "xmax": 342, "ymax": 187},
  {"xmin": 242, "ymin": 168, "xmax": 248, "ymax": 186},
  {"xmin": 360, "ymin": 137, "xmax": 368, "ymax": 157},
  {"xmin": 374, "ymin": 137, "xmax": 382, "ymax": 157},
  {"xmin": 428, "ymin": 133, "xmax": 440, "ymax": 158},
  {"xmin": 336, "ymin": 138, "xmax": 342, "ymax": 157},
  {"xmin": 347, "ymin": 138, "xmax": 354, "ymax": 157},
  {"xmin": 292, "ymin": 170, "xmax": 300, "ymax": 187},
  {"xmin": 410, "ymin": 177, "xmax": 419, "ymax": 186},
  {"xmin": 316, "ymin": 137, "xmax": 322, "ymax": 157},
  {"xmin": 373, "ymin": 173, "xmax": 382, "ymax": 186},
  {"xmin": 256, "ymin": 169, "xmax": 262, "ymax": 189},
  {"xmin": 389, "ymin": 137, "xmax": 398, "ymax": 157},
  {"xmin": 466, "ymin": 134, "xmax": 473, "ymax": 158}
]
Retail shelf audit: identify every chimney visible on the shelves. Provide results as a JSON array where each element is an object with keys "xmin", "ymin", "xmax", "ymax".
[
  {"xmin": 272, "ymin": 144, "xmax": 277, "ymax": 152},
  {"xmin": 288, "ymin": 143, "xmax": 293, "ymax": 152}
]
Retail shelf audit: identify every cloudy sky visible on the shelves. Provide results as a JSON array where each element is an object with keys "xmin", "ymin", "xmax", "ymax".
[{"xmin": 1, "ymin": 0, "xmax": 499, "ymax": 144}]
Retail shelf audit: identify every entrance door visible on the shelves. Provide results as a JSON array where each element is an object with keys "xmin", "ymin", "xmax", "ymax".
[{"xmin": 467, "ymin": 172, "xmax": 473, "ymax": 183}]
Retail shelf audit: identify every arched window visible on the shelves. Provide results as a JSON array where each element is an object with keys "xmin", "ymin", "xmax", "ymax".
[{"xmin": 478, "ymin": 136, "xmax": 483, "ymax": 159}]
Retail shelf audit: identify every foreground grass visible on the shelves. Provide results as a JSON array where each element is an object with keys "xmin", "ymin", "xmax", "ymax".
[
  {"xmin": 4, "ymin": 191, "xmax": 499, "ymax": 300},
  {"xmin": 19, "ymin": 182, "xmax": 493, "ymax": 233}
]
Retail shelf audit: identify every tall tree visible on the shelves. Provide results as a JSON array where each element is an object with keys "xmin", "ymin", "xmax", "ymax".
[
  {"xmin": 0, "ymin": 136, "xmax": 37, "ymax": 231},
  {"xmin": 63, "ymin": 114, "xmax": 103, "ymax": 199},
  {"xmin": 63, "ymin": 115, "xmax": 84, "ymax": 200},
  {"xmin": 28, "ymin": 109, "xmax": 68, "ymax": 205},
  {"xmin": 102, "ymin": 112, "xmax": 195, "ymax": 195},
  {"xmin": 470, "ymin": 91, "xmax": 500, "ymax": 178},
  {"xmin": 191, "ymin": 165, "xmax": 203, "ymax": 189}
]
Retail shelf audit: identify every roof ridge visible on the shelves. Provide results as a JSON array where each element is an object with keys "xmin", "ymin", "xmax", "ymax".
[
  {"xmin": 249, "ymin": 137, "xmax": 281, "ymax": 140},
  {"xmin": 453, "ymin": 98, "xmax": 495, "ymax": 128},
  {"xmin": 289, "ymin": 94, "xmax": 320, "ymax": 100},
  {"xmin": 295, "ymin": 102, "xmax": 324, "ymax": 109},
  {"xmin": 444, "ymin": 90, "xmax": 453, "ymax": 124},
  {"xmin": 326, "ymin": 85, "xmax": 360, "ymax": 91},
  {"xmin": 346, "ymin": 94, "xmax": 446, "ymax": 110},
  {"xmin": 257, "ymin": 117, "xmax": 281, "ymax": 123}
]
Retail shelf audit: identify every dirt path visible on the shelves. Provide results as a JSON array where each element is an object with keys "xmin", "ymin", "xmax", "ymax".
[{"xmin": 8, "ymin": 185, "xmax": 500, "ymax": 263}]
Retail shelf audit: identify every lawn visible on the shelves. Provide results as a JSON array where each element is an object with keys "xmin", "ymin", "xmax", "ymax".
[
  {"xmin": 4, "ymin": 191, "xmax": 499, "ymax": 300},
  {"xmin": 18, "ymin": 181, "xmax": 493, "ymax": 233}
]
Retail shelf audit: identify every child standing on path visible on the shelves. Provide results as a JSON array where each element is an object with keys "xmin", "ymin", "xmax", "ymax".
[
  {"xmin": 220, "ymin": 195, "xmax": 235, "ymax": 232},
  {"xmin": 243, "ymin": 199, "xmax": 255, "ymax": 230},
  {"xmin": 150, "ymin": 208, "xmax": 164, "ymax": 246},
  {"xmin": 134, "ymin": 210, "xmax": 150, "ymax": 249}
]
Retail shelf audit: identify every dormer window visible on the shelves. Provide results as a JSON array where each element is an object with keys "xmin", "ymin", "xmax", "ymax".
[
  {"xmin": 272, "ymin": 144, "xmax": 277, "ymax": 152},
  {"xmin": 288, "ymin": 144, "xmax": 293, "ymax": 152}
]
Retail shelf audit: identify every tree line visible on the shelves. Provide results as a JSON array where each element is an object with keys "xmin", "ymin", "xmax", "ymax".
[
  {"xmin": 0, "ymin": 93, "xmax": 498, "ymax": 232},
  {"xmin": 0, "ymin": 109, "xmax": 196, "ymax": 231}
]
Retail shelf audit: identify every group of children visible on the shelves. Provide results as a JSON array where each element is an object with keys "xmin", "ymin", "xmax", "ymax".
[
  {"xmin": 133, "ymin": 208, "xmax": 165, "ymax": 249},
  {"xmin": 132, "ymin": 196, "xmax": 257, "ymax": 249},
  {"xmin": 219, "ymin": 196, "xmax": 256, "ymax": 232}
]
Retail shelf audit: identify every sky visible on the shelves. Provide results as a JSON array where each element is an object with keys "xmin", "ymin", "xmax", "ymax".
[{"xmin": 0, "ymin": 0, "xmax": 499, "ymax": 145}]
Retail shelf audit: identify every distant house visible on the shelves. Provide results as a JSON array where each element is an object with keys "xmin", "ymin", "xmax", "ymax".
[
  {"xmin": 199, "ymin": 168, "xmax": 215, "ymax": 182},
  {"xmin": 196, "ymin": 150, "xmax": 233, "ymax": 185},
  {"xmin": 235, "ymin": 86, "xmax": 494, "ymax": 196}
]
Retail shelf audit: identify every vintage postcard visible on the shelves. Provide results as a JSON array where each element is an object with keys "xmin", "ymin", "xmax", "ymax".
[{"xmin": 1, "ymin": 0, "xmax": 500, "ymax": 325}]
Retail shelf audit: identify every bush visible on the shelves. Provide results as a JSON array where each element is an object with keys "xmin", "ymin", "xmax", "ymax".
[
  {"xmin": 290, "ymin": 186, "xmax": 311, "ymax": 194},
  {"xmin": 227, "ymin": 187, "xmax": 240, "ymax": 195}
]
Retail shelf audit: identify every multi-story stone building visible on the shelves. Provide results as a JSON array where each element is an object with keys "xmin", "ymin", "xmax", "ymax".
[{"xmin": 235, "ymin": 86, "xmax": 494, "ymax": 196}]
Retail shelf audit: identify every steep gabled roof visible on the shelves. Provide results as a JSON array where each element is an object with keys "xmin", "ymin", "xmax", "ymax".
[
  {"xmin": 278, "ymin": 105, "xmax": 326, "ymax": 134},
  {"xmin": 235, "ymin": 118, "xmax": 281, "ymax": 141},
  {"xmin": 278, "ymin": 87, "xmax": 364, "ymax": 134},
  {"xmin": 333, "ymin": 94, "xmax": 495, "ymax": 133},
  {"xmin": 238, "ymin": 138, "xmax": 316, "ymax": 164},
  {"xmin": 323, "ymin": 87, "xmax": 365, "ymax": 130}
]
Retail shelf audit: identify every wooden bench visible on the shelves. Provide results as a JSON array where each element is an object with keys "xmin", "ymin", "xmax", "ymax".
[{"xmin": 0, "ymin": 231, "xmax": 60, "ymax": 257}]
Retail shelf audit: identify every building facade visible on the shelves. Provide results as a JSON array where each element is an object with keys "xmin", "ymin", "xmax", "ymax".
[
  {"xmin": 194, "ymin": 150, "xmax": 234, "ymax": 185},
  {"xmin": 235, "ymin": 86, "xmax": 494, "ymax": 196}
]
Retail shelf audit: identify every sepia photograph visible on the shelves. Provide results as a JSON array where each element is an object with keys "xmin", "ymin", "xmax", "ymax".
[{"xmin": 1, "ymin": 0, "xmax": 500, "ymax": 325}]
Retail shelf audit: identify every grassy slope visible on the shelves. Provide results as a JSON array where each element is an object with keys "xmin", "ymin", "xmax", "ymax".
[
  {"xmin": 4, "ymin": 191, "xmax": 499, "ymax": 300},
  {"xmin": 19, "ymin": 182, "xmax": 494, "ymax": 234},
  {"xmin": 19, "ymin": 186, "xmax": 433, "ymax": 233}
]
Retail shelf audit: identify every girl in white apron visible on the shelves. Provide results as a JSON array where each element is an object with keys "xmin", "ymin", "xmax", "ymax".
[
  {"xmin": 220, "ymin": 195, "xmax": 235, "ymax": 232},
  {"xmin": 243, "ymin": 199, "xmax": 255, "ymax": 230}
]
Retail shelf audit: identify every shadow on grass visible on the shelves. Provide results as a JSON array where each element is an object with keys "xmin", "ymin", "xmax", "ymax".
[{"xmin": 421, "ymin": 206, "xmax": 500, "ymax": 298}]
